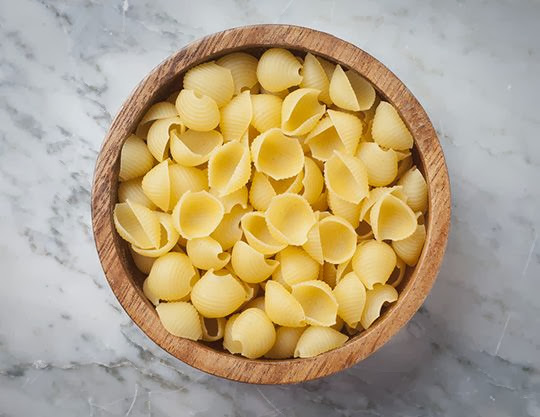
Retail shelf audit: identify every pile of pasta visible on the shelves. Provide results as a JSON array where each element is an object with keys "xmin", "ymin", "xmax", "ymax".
[{"xmin": 114, "ymin": 48, "xmax": 428, "ymax": 359}]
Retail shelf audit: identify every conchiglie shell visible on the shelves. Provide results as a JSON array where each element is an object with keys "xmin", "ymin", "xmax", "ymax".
[
  {"xmin": 250, "ymin": 94, "xmax": 282, "ymax": 133},
  {"xmin": 269, "ymin": 172, "xmax": 304, "ymax": 194},
  {"xmin": 352, "ymin": 240, "xmax": 396, "ymax": 289},
  {"xmin": 156, "ymin": 302, "xmax": 202, "ymax": 341},
  {"xmin": 360, "ymin": 284, "xmax": 398, "ymax": 329},
  {"xmin": 327, "ymin": 109, "xmax": 363, "ymax": 155},
  {"xmin": 210, "ymin": 186, "xmax": 248, "ymax": 213},
  {"xmin": 336, "ymin": 258, "xmax": 353, "ymax": 284},
  {"xmin": 141, "ymin": 159, "xmax": 173, "ymax": 212},
  {"xmin": 265, "ymin": 193, "xmax": 316, "ymax": 246},
  {"xmin": 211, "ymin": 205, "xmax": 251, "ymax": 251},
  {"xmin": 301, "ymin": 157, "xmax": 324, "ymax": 204},
  {"xmin": 119, "ymin": 135, "xmax": 155, "ymax": 181},
  {"xmin": 223, "ymin": 314, "xmax": 242, "ymax": 354},
  {"xmin": 294, "ymin": 326, "xmax": 348, "ymax": 358},
  {"xmin": 327, "ymin": 190, "xmax": 361, "ymax": 228},
  {"xmin": 320, "ymin": 262, "xmax": 338, "ymax": 288},
  {"xmin": 113, "ymin": 200, "xmax": 160, "ymax": 249},
  {"xmin": 243, "ymin": 296, "xmax": 265, "ymax": 312},
  {"xmin": 249, "ymin": 171, "xmax": 277, "ymax": 211},
  {"xmin": 370, "ymin": 194, "xmax": 417, "ymax": 241},
  {"xmin": 264, "ymin": 327, "xmax": 305, "ymax": 359},
  {"xmin": 131, "ymin": 212, "xmax": 180, "ymax": 257},
  {"xmin": 191, "ymin": 270, "xmax": 246, "ymax": 318},
  {"xmin": 277, "ymin": 246, "xmax": 320, "ymax": 287},
  {"xmin": 216, "ymin": 52, "xmax": 258, "ymax": 95},
  {"xmin": 136, "ymin": 101, "xmax": 178, "ymax": 138},
  {"xmin": 172, "ymin": 190, "xmax": 224, "ymax": 239},
  {"xmin": 356, "ymin": 142, "xmax": 398, "ymax": 186},
  {"xmin": 118, "ymin": 177, "xmax": 156, "ymax": 209},
  {"xmin": 281, "ymin": 88, "xmax": 325, "ymax": 136},
  {"xmin": 302, "ymin": 219, "xmax": 324, "ymax": 265},
  {"xmin": 359, "ymin": 186, "xmax": 404, "ymax": 223},
  {"xmin": 387, "ymin": 257, "xmax": 407, "ymax": 287},
  {"xmin": 170, "ymin": 129, "xmax": 223, "ymax": 167},
  {"xmin": 397, "ymin": 167, "xmax": 428, "ymax": 213},
  {"xmin": 130, "ymin": 248, "xmax": 156, "ymax": 274},
  {"xmin": 241, "ymin": 211, "xmax": 286, "ymax": 255},
  {"xmin": 333, "ymin": 272, "xmax": 367, "ymax": 327},
  {"xmin": 319, "ymin": 215, "xmax": 357, "ymax": 264},
  {"xmin": 305, "ymin": 116, "xmax": 345, "ymax": 162},
  {"xmin": 143, "ymin": 278, "xmax": 160, "ymax": 306},
  {"xmin": 257, "ymin": 48, "xmax": 302, "ymax": 92},
  {"xmin": 240, "ymin": 281, "xmax": 259, "ymax": 304},
  {"xmin": 329, "ymin": 65, "xmax": 375, "ymax": 112},
  {"xmin": 300, "ymin": 52, "xmax": 332, "ymax": 105},
  {"xmin": 176, "ymin": 89, "xmax": 220, "ymax": 131},
  {"xmin": 208, "ymin": 141, "xmax": 251, "ymax": 196},
  {"xmin": 251, "ymin": 128, "xmax": 304, "ymax": 180},
  {"xmin": 324, "ymin": 151, "xmax": 369, "ymax": 204},
  {"xmin": 372, "ymin": 101, "xmax": 413, "ymax": 150},
  {"xmin": 265, "ymin": 281, "xmax": 306, "ymax": 327},
  {"xmin": 186, "ymin": 236, "xmax": 230, "ymax": 271},
  {"xmin": 144, "ymin": 252, "xmax": 197, "ymax": 302},
  {"xmin": 200, "ymin": 317, "xmax": 226, "ymax": 342},
  {"xmin": 231, "ymin": 241, "xmax": 279, "ymax": 283},
  {"xmin": 231, "ymin": 308, "xmax": 276, "ymax": 359},
  {"xmin": 291, "ymin": 280, "xmax": 338, "ymax": 326},
  {"xmin": 169, "ymin": 162, "xmax": 208, "ymax": 194},
  {"xmin": 392, "ymin": 223, "xmax": 426, "ymax": 266},
  {"xmin": 147, "ymin": 117, "xmax": 184, "ymax": 162},
  {"xmin": 220, "ymin": 90, "xmax": 252, "ymax": 141},
  {"xmin": 182, "ymin": 61, "xmax": 234, "ymax": 108}
]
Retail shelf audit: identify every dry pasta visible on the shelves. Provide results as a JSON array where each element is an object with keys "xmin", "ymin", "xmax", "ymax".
[
  {"xmin": 231, "ymin": 240, "xmax": 279, "ymax": 284},
  {"xmin": 156, "ymin": 302, "xmax": 202, "ymax": 340},
  {"xmin": 329, "ymin": 65, "xmax": 375, "ymax": 111},
  {"xmin": 372, "ymin": 101, "xmax": 413, "ymax": 150},
  {"xmin": 291, "ymin": 280, "xmax": 338, "ymax": 326},
  {"xmin": 257, "ymin": 48, "xmax": 302, "ymax": 92},
  {"xmin": 200, "ymin": 317, "xmax": 226, "ymax": 342},
  {"xmin": 220, "ymin": 90, "xmax": 252, "ymax": 141},
  {"xmin": 300, "ymin": 52, "xmax": 332, "ymax": 105},
  {"xmin": 324, "ymin": 151, "xmax": 369, "ymax": 204},
  {"xmin": 281, "ymin": 88, "xmax": 325, "ymax": 136},
  {"xmin": 172, "ymin": 190, "xmax": 224, "ymax": 239},
  {"xmin": 352, "ymin": 240, "xmax": 396, "ymax": 289},
  {"xmin": 170, "ymin": 128, "xmax": 223, "ymax": 167},
  {"xmin": 333, "ymin": 272, "xmax": 366, "ymax": 327},
  {"xmin": 264, "ymin": 281, "xmax": 306, "ymax": 327},
  {"xmin": 186, "ymin": 236, "xmax": 230, "ymax": 271},
  {"xmin": 360, "ymin": 284, "xmax": 398, "ymax": 329},
  {"xmin": 136, "ymin": 101, "xmax": 178, "ymax": 138},
  {"xmin": 216, "ymin": 52, "xmax": 258, "ymax": 95},
  {"xmin": 183, "ymin": 61, "xmax": 234, "ymax": 108},
  {"xmin": 392, "ymin": 223, "xmax": 426, "ymax": 266},
  {"xmin": 276, "ymin": 246, "xmax": 320, "ymax": 286},
  {"xmin": 250, "ymin": 94, "xmax": 282, "ymax": 132},
  {"xmin": 229, "ymin": 308, "xmax": 276, "ymax": 359},
  {"xmin": 146, "ymin": 117, "xmax": 184, "ymax": 162},
  {"xmin": 264, "ymin": 327, "xmax": 305, "ymax": 359},
  {"xmin": 208, "ymin": 141, "xmax": 251, "ymax": 196},
  {"xmin": 176, "ymin": 89, "xmax": 220, "ymax": 131},
  {"xmin": 398, "ymin": 167, "xmax": 428, "ymax": 213},
  {"xmin": 119, "ymin": 135, "xmax": 155, "ymax": 181},
  {"xmin": 265, "ymin": 193, "xmax": 316, "ymax": 245},
  {"xmin": 294, "ymin": 326, "xmax": 348, "ymax": 358}
]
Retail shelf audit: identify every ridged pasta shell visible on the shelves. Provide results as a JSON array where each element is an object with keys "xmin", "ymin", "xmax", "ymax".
[
  {"xmin": 301, "ymin": 157, "xmax": 324, "ymax": 204},
  {"xmin": 182, "ymin": 61, "xmax": 234, "ymax": 108},
  {"xmin": 210, "ymin": 186, "xmax": 248, "ymax": 213},
  {"xmin": 251, "ymin": 128, "xmax": 304, "ymax": 180},
  {"xmin": 397, "ymin": 167, "xmax": 428, "ymax": 213},
  {"xmin": 208, "ymin": 141, "xmax": 251, "ymax": 196},
  {"xmin": 265, "ymin": 281, "xmax": 306, "ymax": 327},
  {"xmin": 319, "ymin": 215, "xmax": 357, "ymax": 264},
  {"xmin": 392, "ymin": 223, "xmax": 426, "ymax": 266},
  {"xmin": 136, "ymin": 101, "xmax": 178, "ymax": 139},
  {"xmin": 118, "ymin": 177, "xmax": 156, "ymax": 209},
  {"xmin": 249, "ymin": 172, "xmax": 276, "ymax": 211},
  {"xmin": 240, "ymin": 211, "xmax": 287, "ymax": 255},
  {"xmin": 216, "ymin": 52, "xmax": 258, "ymax": 95},
  {"xmin": 130, "ymin": 248, "xmax": 156, "ymax": 274},
  {"xmin": 257, "ymin": 48, "xmax": 303, "ymax": 93},
  {"xmin": 336, "ymin": 258, "xmax": 353, "ymax": 284},
  {"xmin": 172, "ymin": 190, "xmax": 224, "ymax": 239},
  {"xmin": 191, "ymin": 270, "xmax": 246, "ymax": 318},
  {"xmin": 276, "ymin": 246, "xmax": 320, "ymax": 287},
  {"xmin": 387, "ymin": 257, "xmax": 407, "ymax": 287},
  {"xmin": 156, "ymin": 302, "xmax": 202, "ymax": 341},
  {"xmin": 302, "ymin": 218, "xmax": 324, "ymax": 265},
  {"xmin": 294, "ymin": 326, "xmax": 348, "ymax": 358},
  {"xmin": 370, "ymin": 194, "xmax": 417, "ymax": 240},
  {"xmin": 269, "ymin": 171, "xmax": 304, "ymax": 194},
  {"xmin": 319, "ymin": 262, "xmax": 338, "ymax": 289},
  {"xmin": 223, "ymin": 314, "xmax": 242, "ymax": 354},
  {"xmin": 211, "ymin": 205, "xmax": 251, "ymax": 251},
  {"xmin": 333, "ymin": 272, "xmax": 367, "ymax": 327},
  {"xmin": 281, "ymin": 88, "xmax": 326, "ymax": 136},
  {"xmin": 231, "ymin": 308, "xmax": 276, "ymax": 359},
  {"xmin": 327, "ymin": 109, "xmax": 363, "ymax": 155},
  {"xmin": 372, "ymin": 101, "xmax": 413, "ymax": 150},
  {"xmin": 356, "ymin": 142, "xmax": 398, "ymax": 186},
  {"xmin": 329, "ymin": 65, "xmax": 375, "ymax": 111},
  {"xmin": 141, "ymin": 159, "xmax": 173, "ymax": 211},
  {"xmin": 300, "ymin": 52, "xmax": 332, "ymax": 105},
  {"xmin": 231, "ymin": 241, "xmax": 279, "ymax": 284},
  {"xmin": 291, "ymin": 280, "xmax": 338, "ymax": 326},
  {"xmin": 186, "ymin": 236, "xmax": 230, "ymax": 271},
  {"xmin": 131, "ymin": 212, "xmax": 180, "ymax": 257},
  {"xmin": 352, "ymin": 240, "xmax": 396, "ymax": 289},
  {"xmin": 243, "ymin": 296, "xmax": 266, "ymax": 312},
  {"xmin": 113, "ymin": 200, "xmax": 160, "ymax": 249},
  {"xmin": 144, "ymin": 252, "xmax": 197, "ymax": 302},
  {"xmin": 220, "ymin": 90, "xmax": 252, "ymax": 141},
  {"xmin": 264, "ymin": 327, "xmax": 305, "ymax": 359},
  {"xmin": 265, "ymin": 194, "xmax": 316, "ymax": 245},
  {"xmin": 327, "ymin": 190, "xmax": 362, "ymax": 228},
  {"xmin": 305, "ymin": 116, "xmax": 345, "ymax": 162},
  {"xmin": 147, "ymin": 117, "xmax": 184, "ymax": 162},
  {"xmin": 176, "ymin": 89, "xmax": 220, "ymax": 131},
  {"xmin": 358, "ymin": 186, "xmax": 404, "ymax": 223},
  {"xmin": 200, "ymin": 316, "xmax": 226, "ymax": 342},
  {"xmin": 360, "ymin": 284, "xmax": 398, "ymax": 329},
  {"xmin": 250, "ymin": 94, "xmax": 282, "ymax": 133},
  {"xmin": 119, "ymin": 135, "xmax": 155, "ymax": 181},
  {"xmin": 170, "ymin": 129, "xmax": 223, "ymax": 167},
  {"xmin": 324, "ymin": 151, "xmax": 369, "ymax": 204}
]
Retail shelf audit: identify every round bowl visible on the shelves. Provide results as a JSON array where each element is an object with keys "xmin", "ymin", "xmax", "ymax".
[{"xmin": 91, "ymin": 24, "xmax": 450, "ymax": 384}]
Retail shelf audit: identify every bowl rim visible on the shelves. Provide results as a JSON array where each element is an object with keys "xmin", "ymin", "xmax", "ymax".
[{"xmin": 91, "ymin": 24, "xmax": 451, "ymax": 384}]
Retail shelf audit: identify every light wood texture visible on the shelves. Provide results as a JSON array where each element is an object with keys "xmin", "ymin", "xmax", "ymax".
[{"xmin": 91, "ymin": 24, "xmax": 450, "ymax": 384}]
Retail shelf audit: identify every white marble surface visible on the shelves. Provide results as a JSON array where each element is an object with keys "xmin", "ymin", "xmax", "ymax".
[{"xmin": 1, "ymin": 0, "xmax": 539, "ymax": 415}]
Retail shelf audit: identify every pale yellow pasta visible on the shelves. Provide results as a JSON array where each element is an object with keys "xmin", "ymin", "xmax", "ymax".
[
  {"xmin": 335, "ymin": 258, "xmax": 353, "ymax": 284},
  {"xmin": 360, "ymin": 284, "xmax": 398, "ymax": 329},
  {"xmin": 305, "ymin": 116, "xmax": 345, "ymax": 161},
  {"xmin": 147, "ymin": 117, "xmax": 184, "ymax": 162},
  {"xmin": 169, "ymin": 162, "xmax": 208, "ymax": 193},
  {"xmin": 191, "ymin": 269, "xmax": 246, "ymax": 318},
  {"xmin": 333, "ymin": 272, "xmax": 366, "ymax": 327},
  {"xmin": 327, "ymin": 109, "xmax": 363, "ymax": 155},
  {"xmin": 249, "ymin": 171, "xmax": 276, "ymax": 211},
  {"xmin": 143, "ymin": 279, "xmax": 160, "ymax": 306},
  {"xmin": 156, "ymin": 301, "xmax": 202, "ymax": 340},
  {"xmin": 231, "ymin": 241, "xmax": 279, "ymax": 283},
  {"xmin": 281, "ymin": 88, "xmax": 325, "ymax": 136},
  {"xmin": 183, "ymin": 61, "xmax": 234, "ymax": 107},
  {"xmin": 119, "ymin": 135, "xmax": 155, "ymax": 181},
  {"xmin": 320, "ymin": 262, "xmax": 338, "ymax": 288},
  {"xmin": 243, "ymin": 296, "xmax": 265, "ymax": 312},
  {"xmin": 331, "ymin": 315, "xmax": 345, "ymax": 332},
  {"xmin": 240, "ymin": 211, "xmax": 287, "ymax": 255},
  {"xmin": 211, "ymin": 205, "xmax": 250, "ymax": 251},
  {"xmin": 329, "ymin": 65, "xmax": 375, "ymax": 111},
  {"xmin": 176, "ymin": 89, "xmax": 220, "ymax": 131},
  {"xmin": 200, "ymin": 317, "xmax": 226, "ymax": 342},
  {"xmin": 131, "ymin": 212, "xmax": 180, "ymax": 257},
  {"xmin": 291, "ymin": 280, "xmax": 338, "ymax": 326},
  {"xmin": 210, "ymin": 186, "xmax": 248, "ymax": 213},
  {"xmin": 269, "ymin": 172, "xmax": 304, "ymax": 194},
  {"xmin": 172, "ymin": 190, "xmax": 224, "ymax": 239},
  {"xmin": 260, "ymin": 86, "xmax": 290, "ymax": 99},
  {"xmin": 276, "ymin": 246, "xmax": 320, "ymax": 287},
  {"xmin": 324, "ymin": 151, "xmax": 369, "ymax": 204},
  {"xmin": 356, "ymin": 142, "xmax": 398, "ymax": 186},
  {"xmin": 270, "ymin": 266, "xmax": 291, "ymax": 291},
  {"xmin": 302, "ymin": 215, "xmax": 324, "ymax": 265},
  {"xmin": 311, "ymin": 189, "xmax": 329, "ymax": 212},
  {"xmin": 170, "ymin": 128, "xmax": 223, "ymax": 166},
  {"xmin": 223, "ymin": 314, "xmax": 242, "ymax": 354},
  {"xmin": 113, "ymin": 200, "xmax": 160, "ymax": 249},
  {"xmin": 135, "ymin": 101, "xmax": 178, "ymax": 138},
  {"xmin": 301, "ymin": 157, "xmax": 324, "ymax": 204},
  {"xmin": 216, "ymin": 52, "xmax": 258, "ymax": 94},
  {"xmin": 387, "ymin": 257, "xmax": 407, "ymax": 287},
  {"xmin": 294, "ymin": 326, "xmax": 348, "ymax": 358},
  {"xmin": 250, "ymin": 94, "xmax": 282, "ymax": 132},
  {"xmin": 208, "ymin": 141, "xmax": 251, "ymax": 196},
  {"xmin": 251, "ymin": 128, "xmax": 304, "ymax": 180},
  {"xmin": 264, "ymin": 281, "xmax": 306, "ymax": 327},
  {"xmin": 143, "ymin": 252, "xmax": 198, "ymax": 302},
  {"xmin": 186, "ymin": 236, "xmax": 230, "ymax": 271},
  {"xmin": 240, "ymin": 281, "xmax": 259, "ymax": 305},
  {"xmin": 352, "ymin": 240, "xmax": 396, "ymax": 289},
  {"xmin": 118, "ymin": 177, "xmax": 156, "ymax": 209},
  {"xmin": 392, "ymin": 223, "xmax": 426, "ymax": 266},
  {"xmin": 358, "ymin": 186, "xmax": 404, "ymax": 223},
  {"xmin": 130, "ymin": 248, "xmax": 156, "ymax": 274},
  {"xmin": 370, "ymin": 194, "xmax": 417, "ymax": 241},
  {"xmin": 220, "ymin": 90, "xmax": 252, "ymax": 141},
  {"xmin": 230, "ymin": 308, "xmax": 276, "ymax": 359},
  {"xmin": 327, "ymin": 190, "xmax": 362, "ymax": 228},
  {"xmin": 319, "ymin": 215, "xmax": 357, "ymax": 264},
  {"xmin": 397, "ymin": 167, "xmax": 428, "ymax": 213},
  {"xmin": 257, "ymin": 48, "xmax": 302, "ymax": 92},
  {"xmin": 264, "ymin": 327, "xmax": 305, "ymax": 359},
  {"xmin": 265, "ymin": 193, "xmax": 316, "ymax": 245},
  {"xmin": 372, "ymin": 101, "xmax": 413, "ymax": 150},
  {"xmin": 300, "ymin": 52, "xmax": 332, "ymax": 105}
]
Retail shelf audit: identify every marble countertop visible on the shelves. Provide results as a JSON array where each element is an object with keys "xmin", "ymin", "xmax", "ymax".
[{"xmin": 1, "ymin": 0, "xmax": 539, "ymax": 415}]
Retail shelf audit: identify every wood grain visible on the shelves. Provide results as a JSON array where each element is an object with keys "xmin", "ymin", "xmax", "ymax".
[{"xmin": 91, "ymin": 24, "xmax": 451, "ymax": 384}]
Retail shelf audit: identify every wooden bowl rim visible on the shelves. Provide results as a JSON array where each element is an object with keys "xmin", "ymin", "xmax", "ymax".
[{"xmin": 91, "ymin": 24, "xmax": 450, "ymax": 384}]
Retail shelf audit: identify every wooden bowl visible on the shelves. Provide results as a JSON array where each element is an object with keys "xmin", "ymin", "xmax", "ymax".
[{"xmin": 91, "ymin": 24, "xmax": 450, "ymax": 384}]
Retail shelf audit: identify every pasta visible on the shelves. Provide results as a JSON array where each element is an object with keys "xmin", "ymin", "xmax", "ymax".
[
  {"xmin": 264, "ymin": 327, "xmax": 305, "ymax": 359},
  {"xmin": 170, "ymin": 129, "xmax": 223, "ymax": 166},
  {"xmin": 243, "ymin": 296, "xmax": 266, "ymax": 312},
  {"xmin": 327, "ymin": 190, "xmax": 362, "ymax": 228},
  {"xmin": 370, "ymin": 193, "xmax": 417, "ymax": 241},
  {"xmin": 130, "ymin": 248, "xmax": 156, "ymax": 274},
  {"xmin": 156, "ymin": 302, "xmax": 202, "ymax": 340},
  {"xmin": 172, "ymin": 190, "xmax": 224, "ymax": 239},
  {"xmin": 230, "ymin": 308, "xmax": 276, "ymax": 358},
  {"xmin": 333, "ymin": 272, "xmax": 366, "ymax": 327},
  {"xmin": 264, "ymin": 281, "xmax": 306, "ymax": 327},
  {"xmin": 216, "ymin": 52, "xmax": 258, "ymax": 94},
  {"xmin": 319, "ymin": 215, "xmax": 357, "ymax": 264},
  {"xmin": 302, "ymin": 213, "xmax": 324, "ymax": 265},
  {"xmin": 294, "ymin": 326, "xmax": 348, "ymax": 358},
  {"xmin": 147, "ymin": 116, "xmax": 184, "ymax": 162},
  {"xmin": 136, "ymin": 101, "xmax": 178, "ymax": 138},
  {"xmin": 352, "ymin": 240, "xmax": 396, "ymax": 289},
  {"xmin": 210, "ymin": 186, "xmax": 248, "ymax": 213},
  {"xmin": 372, "ymin": 101, "xmax": 413, "ymax": 150},
  {"xmin": 186, "ymin": 236, "xmax": 230, "ymax": 271},
  {"xmin": 208, "ymin": 141, "xmax": 251, "ymax": 196},
  {"xmin": 223, "ymin": 314, "xmax": 242, "ymax": 354},
  {"xmin": 119, "ymin": 135, "xmax": 155, "ymax": 181},
  {"xmin": 265, "ymin": 193, "xmax": 316, "ymax": 245},
  {"xmin": 200, "ymin": 317, "xmax": 226, "ymax": 342},
  {"xmin": 301, "ymin": 157, "xmax": 324, "ymax": 204},
  {"xmin": 359, "ymin": 186, "xmax": 406, "ymax": 223},
  {"xmin": 281, "ymin": 88, "xmax": 325, "ymax": 136},
  {"xmin": 320, "ymin": 262, "xmax": 338, "ymax": 288},
  {"xmin": 176, "ymin": 89, "xmax": 220, "ymax": 131},
  {"xmin": 392, "ymin": 223, "xmax": 426, "ymax": 266},
  {"xmin": 240, "ymin": 211, "xmax": 287, "ymax": 255},
  {"xmin": 360, "ymin": 284, "xmax": 398, "ymax": 329},
  {"xmin": 291, "ymin": 280, "xmax": 338, "ymax": 326},
  {"xmin": 131, "ymin": 212, "xmax": 180, "ymax": 257},
  {"xmin": 183, "ymin": 61, "xmax": 234, "ymax": 107},
  {"xmin": 276, "ymin": 246, "xmax": 320, "ymax": 286},
  {"xmin": 231, "ymin": 241, "xmax": 279, "ymax": 283},
  {"xmin": 398, "ymin": 167, "xmax": 428, "ymax": 213},
  {"xmin": 387, "ymin": 257, "xmax": 406, "ymax": 287},
  {"xmin": 118, "ymin": 177, "xmax": 156, "ymax": 209},
  {"xmin": 257, "ymin": 48, "xmax": 302, "ymax": 92},
  {"xmin": 250, "ymin": 94, "xmax": 282, "ymax": 132},
  {"xmin": 113, "ymin": 200, "xmax": 160, "ymax": 249},
  {"xmin": 211, "ymin": 205, "xmax": 250, "ymax": 251},
  {"xmin": 300, "ymin": 52, "xmax": 332, "ymax": 105},
  {"xmin": 356, "ymin": 142, "xmax": 398, "ymax": 186},
  {"xmin": 220, "ymin": 90, "xmax": 252, "ymax": 141},
  {"xmin": 329, "ymin": 65, "xmax": 375, "ymax": 111},
  {"xmin": 324, "ymin": 151, "xmax": 369, "ymax": 204}
]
